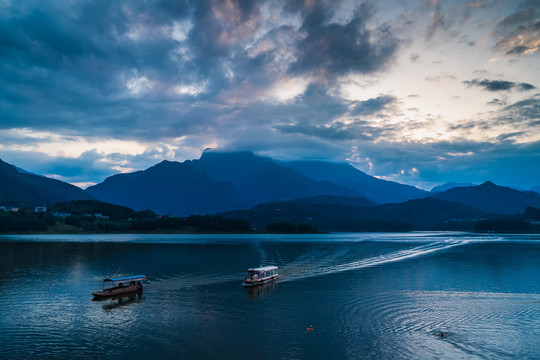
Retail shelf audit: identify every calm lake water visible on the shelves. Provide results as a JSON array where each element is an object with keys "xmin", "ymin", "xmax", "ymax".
[{"xmin": 0, "ymin": 232, "xmax": 539, "ymax": 359}]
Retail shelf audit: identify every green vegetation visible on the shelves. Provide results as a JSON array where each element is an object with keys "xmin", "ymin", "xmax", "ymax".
[
  {"xmin": 524, "ymin": 206, "xmax": 540, "ymax": 220},
  {"xmin": 0, "ymin": 209, "xmax": 55, "ymax": 232},
  {"xmin": 0, "ymin": 200, "xmax": 250, "ymax": 234},
  {"xmin": 2, "ymin": 202, "xmax": 539, "ymax": 235},
  {"xmin": 49, "ymin": 200, "xmax": 154, "ymax": 220},
  {"xmin": 473, "ymin": 207, "xmax": 540, "ymax": 233}
]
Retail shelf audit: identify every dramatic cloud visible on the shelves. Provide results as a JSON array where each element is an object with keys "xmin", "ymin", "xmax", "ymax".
[
  {"xmin": 0, "ymin": 0, "xmax": 539, "ymax": 189},
  {"xmin": 288, "ymin": 2, "xmax": 399, "ymax": 78},
  {"xmin": 493, "ymin": 6, "xmax": 540, "ymax": 55}
]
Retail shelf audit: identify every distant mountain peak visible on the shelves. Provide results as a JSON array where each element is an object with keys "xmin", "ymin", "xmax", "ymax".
[
  {"xmin": 480, "ymin": 181, "xmax": 496, "ymax": 187},
  {"xmin": 433, "ymin": 180, "xmax": 540, "ymax": 214}
]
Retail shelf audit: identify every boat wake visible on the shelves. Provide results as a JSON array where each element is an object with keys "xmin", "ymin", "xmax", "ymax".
[
  {"xmin": 280, "ymin": 239, "xmax": 470, "ymax": 282},
  {"xmin": 146, "ymin": 238, "xmax": 472, "ymax": 290}
]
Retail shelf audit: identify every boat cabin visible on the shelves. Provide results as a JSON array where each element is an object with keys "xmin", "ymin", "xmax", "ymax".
[
  {"xmin": 243, "ymin": 266, "xmax": 279, "ymax": 287},
  {"xmin": 92, "ymin": 275, "xmax": 146, "ymax": 298},
  {"xmin": 103, "ymin": 275, "xmax": 146, "ymax": 287}
]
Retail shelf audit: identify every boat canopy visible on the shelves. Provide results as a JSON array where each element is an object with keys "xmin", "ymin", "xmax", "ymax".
[
  {"xmin": 103, "ymin": 275, "xmax": 146, "ymax": 283},
  {"xmin": 247, "ymin": 266, "xmax": 278, "ymax": 272}
]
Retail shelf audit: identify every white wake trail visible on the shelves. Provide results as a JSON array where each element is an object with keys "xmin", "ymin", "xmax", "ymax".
[{"xmin": 281, "ymin": 239, "xmax": 470, "ymax": 282}]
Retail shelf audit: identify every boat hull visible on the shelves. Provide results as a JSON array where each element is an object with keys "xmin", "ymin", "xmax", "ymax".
[
  {"xmin": 242, "ymin": 274, "xmax": 279, "ymax": 287},
  {"xmin": 92, "ymin": 284, "xmax": 141, "ymax": 298}
]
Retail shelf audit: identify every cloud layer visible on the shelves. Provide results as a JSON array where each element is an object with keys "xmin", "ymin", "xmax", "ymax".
[{"xmin": 0, "ymin": 0, "xmax": 539, "ymax": 189}]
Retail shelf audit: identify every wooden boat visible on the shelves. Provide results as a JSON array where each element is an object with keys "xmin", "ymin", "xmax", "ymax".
[
  {"xmin": 92, "ymin": 275, "xmax": 146, "ymax": 298},
  {"xmin": 242, "ymin": 266, "xmax": 279, "ymax": 287}
]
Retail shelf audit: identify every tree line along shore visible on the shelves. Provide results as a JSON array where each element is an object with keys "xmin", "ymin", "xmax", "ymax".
[
  {"xmin": 1, "ymin": 200, "xmax": 539, "ymax": 234},
  {"xmin": 0, "ymin": 200, "xmax": 317, "ymax": 234}
]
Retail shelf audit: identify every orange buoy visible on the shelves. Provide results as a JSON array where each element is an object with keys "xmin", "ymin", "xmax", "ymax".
[{"xmin": 307, "ymin": 325, "xmax": 313, "ymax": 331}]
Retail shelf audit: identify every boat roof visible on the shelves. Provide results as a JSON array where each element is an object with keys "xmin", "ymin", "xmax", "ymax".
[
  {"xmin": 104, "ymin": 275, "xmax": 147, "ymax": 282},
  {"xmin": 247, "ymin": 266, "xmax": 278, "ymax": 272}
]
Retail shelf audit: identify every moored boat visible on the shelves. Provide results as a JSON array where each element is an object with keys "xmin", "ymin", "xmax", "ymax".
[
  {"xmin": 92, "ymin": 275, "xmax": 146, "ymax": 298},
  {"xmin": 242, "ymin": 266, "xmax": 279, "ymax": 287}
]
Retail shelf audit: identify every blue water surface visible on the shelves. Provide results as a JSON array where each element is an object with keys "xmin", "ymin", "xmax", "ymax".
[{"xmin": 0, "ymin": 232, "xmax": 539, "ymax": 359}]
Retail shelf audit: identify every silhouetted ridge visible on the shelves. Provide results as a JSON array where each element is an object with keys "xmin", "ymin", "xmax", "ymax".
[
  {"xmin": 220, "ymin": 195, "xmax": 487, "ymax": 231},
  {"xmin": 87, "ymin": 160, "xmax": 245, "ymax": 216},
  {"xmin": 83, "ymin": 152, "xmax": 540, "ymax": 218},
  {"xmin": 0, "ymin": 158, "xmax": 93, "ymax": 206},
  {"xmin": 189, "ymin": 151, "xmax": 362, "ymax": 206},
  {"xmin": 433, "ymin": 181, "xmax": 540, "ymax": 214},
  {"xmin": 283, "ymin": 160, "xmax": 427, "ymax": 203}
]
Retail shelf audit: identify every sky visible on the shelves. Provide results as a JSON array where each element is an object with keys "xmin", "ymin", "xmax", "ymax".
[{"xmin": 0, "ymin": 0, "xmax": 539, "ymax": 190}]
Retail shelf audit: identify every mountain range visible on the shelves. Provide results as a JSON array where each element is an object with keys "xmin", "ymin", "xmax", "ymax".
[
  {"xmin": 86, "ymin": 151, "xmax": 428, "ymax": 216},
  {"xmin": 0, "ymin": 158, "xmax": 93, "ymax": 207},
  {"xmin": 220, "ymin": 194, "xmax": 492, "ymax": 231},
  {"xmin": 431, "ymin": 181, "xmax": 540, "ymax": 215},
  {"xmin": 2, "ymin": 150, "xmax": 540, "ymax": 231}
]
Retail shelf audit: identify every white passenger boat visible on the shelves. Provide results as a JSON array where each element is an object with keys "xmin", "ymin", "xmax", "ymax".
[
  {"xmin": 242, "ymin": 266, "xmax": 279, "ymax": 287},
  {"xmin": 92, "ymin": 275, "xmax": 146, "ymax": 298}
]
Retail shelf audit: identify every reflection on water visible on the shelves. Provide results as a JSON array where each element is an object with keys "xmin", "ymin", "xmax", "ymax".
[
  {"xmin": 0, "ymin": 233, "xmax": 539, "ymax": 359},
  {"xmin": 92, "ymin": 291, "xmax": 146, "ymax": 311},
  {"xmin": 244, "ymin": 281, "xmax": 279, "ymax": 299}
]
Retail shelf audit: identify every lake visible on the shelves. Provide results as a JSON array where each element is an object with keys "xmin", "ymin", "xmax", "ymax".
[{"xmin": 0, "ymin": 232, "xmax": 539, "ymax": 359}]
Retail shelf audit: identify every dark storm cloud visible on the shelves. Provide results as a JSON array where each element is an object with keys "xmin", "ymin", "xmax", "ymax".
[
  {"xmin": 287, "ymin": 2, "xmax": 399, "ymax": 78},
  {"xmin": 186, "ymin": 0, "xmax": 265, "ymax": 84},
  {"xmin": 463, "ymin": 79, "xmax": 536, "ymax": 92},
  {"xmin": 0, "ymin": 0, "xmax": 198, "ymax": 137},
  {"xmin": 0, "ymin": 0, "xmax": 402, "ymax": 145},
  {"xmin": 1, "ymin": 0, "xmax": 538, "ymax": 189}
]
